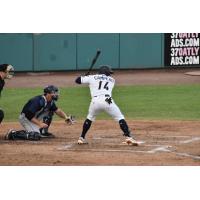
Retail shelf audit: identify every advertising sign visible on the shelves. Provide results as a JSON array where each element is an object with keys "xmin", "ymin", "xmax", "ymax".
[{"xmin": 164, "ymin": 33, "xmax": 200, "ymax": 66}]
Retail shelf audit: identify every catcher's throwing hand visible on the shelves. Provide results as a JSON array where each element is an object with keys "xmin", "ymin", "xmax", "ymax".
[
  {"xmin": 39, "ymin": 122, "xmax": 49, "ymax": 129},
  {"xmin": 65, "ymin": 115, "xmax": 75, "ymax": 125}
]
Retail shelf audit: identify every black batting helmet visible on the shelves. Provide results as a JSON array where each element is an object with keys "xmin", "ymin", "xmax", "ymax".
[
  {"xmin": 98, "ymin": 65, "xmax": 113, "ymax": 76},
  {"xmin": 0, "ymin": 64, "xmax": 8, "ymax": 72},
  {"xmin": 0, "ymin": 64, "xmax": 14, "ymax": 79},
  {"xmin": 43, "ymin": 85, "xmax": 59, "ymax": 101}
]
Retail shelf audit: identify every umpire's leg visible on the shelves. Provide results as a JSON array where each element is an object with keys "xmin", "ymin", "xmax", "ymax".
[{"xmin": 0, "ymin": 108, "xmax": 4, "ymax": 124}]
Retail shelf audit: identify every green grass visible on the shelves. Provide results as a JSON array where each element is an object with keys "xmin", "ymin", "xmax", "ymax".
[{"xmin": 1, "ymin": 84, "xmax": 200, "ymax": 121}]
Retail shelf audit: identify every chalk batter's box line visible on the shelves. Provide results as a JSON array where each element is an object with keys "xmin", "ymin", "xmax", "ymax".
[
  {"xmin": 57, "ymin": 135, "xmax": 200, "ymax": 161},
  {"xmin": 57, "ymin": 145, "xmax": 200, "ymax": 161},
  {"xmin": 57, "ymin": 142, "xmax": 170, "ymax": 153},
  {"xmin": 58, "ymin": 136, "xmax": 200, "ymax": 151}
]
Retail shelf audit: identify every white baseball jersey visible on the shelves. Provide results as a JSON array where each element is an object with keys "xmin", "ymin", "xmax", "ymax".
[
  {"xmin": 81, "ymin": 74, "xmax": 124, "ymax": 121},
  {"xmin": 81, "ymin": 74, "xmax": 115, "ymax": 98}
]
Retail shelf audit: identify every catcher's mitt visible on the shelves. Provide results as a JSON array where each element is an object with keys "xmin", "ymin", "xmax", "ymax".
[{"xmin": 65, "ymin": 115, "xmax": 75, "ymax": 125}]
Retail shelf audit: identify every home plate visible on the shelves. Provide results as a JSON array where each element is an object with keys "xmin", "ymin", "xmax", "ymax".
[
  {"xmin": 122, "ymin": 140, "xmax": 145, "ymax": 145},
  {"xmin": 57, "ymin": 144, "xmax": 74, "ymax": 150}
]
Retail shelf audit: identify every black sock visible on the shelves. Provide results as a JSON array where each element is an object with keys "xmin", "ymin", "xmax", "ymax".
[
  {"xmin": 81, "ymin": 119, "xmax": 92, "ymax": 138},
  {"xmin": 119, "ymin": 119, "xmax": 131, "ymax": 137},
  {"xmin": 0, "ymin": 109, "xmax": 4, "ymax": 124}
]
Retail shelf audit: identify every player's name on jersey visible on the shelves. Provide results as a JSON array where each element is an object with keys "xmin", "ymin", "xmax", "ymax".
[{"xmin": 94, "ymin": 75, "xmax": 114, "ymax": 82}]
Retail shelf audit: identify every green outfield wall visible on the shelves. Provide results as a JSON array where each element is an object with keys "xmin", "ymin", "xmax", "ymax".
[
  {"xmin": 120, "ymin": 33, "xmax": 163, "ymax": 68},
  {"xmin": 0, "ymin": 34, "xmax": 33, "ymax": 71},
  {"xmin": 0, "ymin": 33, "xmax": 166, "ymax": 71}
]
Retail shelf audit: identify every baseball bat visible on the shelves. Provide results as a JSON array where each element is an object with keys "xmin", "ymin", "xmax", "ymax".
[{"xmin": 85, "ymin": 50, "xmax": 101, "ymax": 76}]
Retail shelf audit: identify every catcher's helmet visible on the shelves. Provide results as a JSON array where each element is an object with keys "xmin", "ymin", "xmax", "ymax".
[
  {"xmin": 98, "ymin": 65, "xmax": 113, "ymax": 76},
  {"xmin": 0, "ymin": 64, "xmax": 14, "ymax": 79},
  {"xmin": 44, "ymin": 85, "xmax": 59, "ymax": 101}
]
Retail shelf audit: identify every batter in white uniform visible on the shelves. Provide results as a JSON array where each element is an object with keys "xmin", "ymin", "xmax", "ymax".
[{"xmin": 75, "ymin": 65, "xmax": 138, "ymax": 145}]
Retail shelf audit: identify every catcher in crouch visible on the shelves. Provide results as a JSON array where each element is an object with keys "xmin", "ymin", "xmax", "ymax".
[
  {"xmin": 5, "ymin": 85, "xmax": 74, "ymax": 140},
  {"xmin": 75, "ymin": 65, "xmax": 139, "ymax": 146}
]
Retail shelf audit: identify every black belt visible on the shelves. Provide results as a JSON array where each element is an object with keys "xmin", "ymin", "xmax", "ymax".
[{"xmin": 94, "ymin": 94, "xmax": 110, "ymax": 97}]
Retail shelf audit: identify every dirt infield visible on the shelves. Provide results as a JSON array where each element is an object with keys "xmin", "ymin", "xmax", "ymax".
[
  {"xmin": 1, "ymin": 68, "xmax": 200, "ymax": 165},
  {"xmin": 0, "ymin": 120, "xmax": 200, "ymax": 165}
]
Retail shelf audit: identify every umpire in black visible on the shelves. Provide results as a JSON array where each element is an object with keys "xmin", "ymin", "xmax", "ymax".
[{"xmin": 0, "ymin": 64, "xmax": 14, "ymax": 124}]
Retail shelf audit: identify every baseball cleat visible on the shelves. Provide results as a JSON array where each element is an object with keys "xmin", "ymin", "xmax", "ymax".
[
  {"xmin": 125, "ymin": 137, "xmax": 139, "ymax": 146},
  {"xmin": 4, "ymin": 129, "xmax": 16, "ymax": 140},
  {"xmin": 77, "ymin": 137, "xmax": 88, "ymax": 144},
  {"xmin": 40, "ymin": 132, "xmax": 55, "ymax": 138}
]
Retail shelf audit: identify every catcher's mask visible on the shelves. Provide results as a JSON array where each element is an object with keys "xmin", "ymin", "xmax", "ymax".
[
  {"xmin": 98, "ymin": 65, "xmax": 113, "ymax": 76},
  {"xmin": 44, "ymin": 85, "xmax": 59, "ymax": 101},
  {"xmin": 0, "ymin": 64, "xmax": 15, "ymax": 79}
]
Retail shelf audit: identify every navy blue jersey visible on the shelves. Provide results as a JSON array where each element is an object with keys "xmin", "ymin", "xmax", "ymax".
[
  {"xmin": 21, "ymin": 95, "xmax": 58, "ymax": 120},
  {"xmin": 0, "ymin": 76, "xmax": 5, "ymax": 96}
]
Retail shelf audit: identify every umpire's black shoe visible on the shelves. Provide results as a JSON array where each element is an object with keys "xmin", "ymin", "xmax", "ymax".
[{"xmin": 40, "ymin": 132, "xmax": 55, "ymax": 138}]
